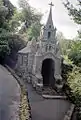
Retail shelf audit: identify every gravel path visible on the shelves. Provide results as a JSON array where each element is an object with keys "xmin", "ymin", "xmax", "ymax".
[{"xmin": 0, "ymin": 65, "xmax": 21, "ymax": 120}]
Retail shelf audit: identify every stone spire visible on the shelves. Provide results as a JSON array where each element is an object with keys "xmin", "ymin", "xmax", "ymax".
[
  {"xmin": 42, "ymin": 2, "xmax": 57, "ymax": 44},
  {"xmin": 46, "ymin": 2, "xmax": 54, "ymax": 26}
]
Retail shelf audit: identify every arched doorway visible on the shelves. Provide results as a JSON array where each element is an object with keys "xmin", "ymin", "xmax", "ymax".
[{"xmin": 41, "ymin": 58, "xmax": 55, "ymax": 87}]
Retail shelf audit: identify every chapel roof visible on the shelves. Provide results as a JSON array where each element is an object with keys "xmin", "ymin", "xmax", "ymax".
[
  {"xmin": 18, "ymin": 46, "xmax": 31, "ymax": 54},
  {"xmin": 18, "ymin": 40, "xmax": 37, "ymax": 54},
  {"xmin": 18, "ymin": 41, "xmax": 32, "ymax": 54}
]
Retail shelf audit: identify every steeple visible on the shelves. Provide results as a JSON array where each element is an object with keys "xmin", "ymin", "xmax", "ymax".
[
  {"xmin": 46, "ymin": 2, "xmax": 54, "ymax": 26},
  {"xmin": 41, "ymin": 2, "xmax": 57, "ymax": 44}
]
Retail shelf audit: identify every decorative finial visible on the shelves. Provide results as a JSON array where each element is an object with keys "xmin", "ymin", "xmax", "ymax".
[{"xmin": 49, "ymin": 2, "xmax": 54, "ymax": 9}]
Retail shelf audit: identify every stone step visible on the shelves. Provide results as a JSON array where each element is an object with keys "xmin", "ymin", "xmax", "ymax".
[{"xmin": 42, "ymin": 94, "xmax": 67, "ymax": 99}]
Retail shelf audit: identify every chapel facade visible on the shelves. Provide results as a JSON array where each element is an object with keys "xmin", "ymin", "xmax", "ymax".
[{"xmin": 16, "ymin": 3, "xmax": 62, "ymax": 90}]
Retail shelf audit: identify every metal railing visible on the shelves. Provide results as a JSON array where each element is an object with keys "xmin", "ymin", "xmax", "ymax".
[{"xmin": 28, "ymin": 72, "xmax": 42, "ymax": 82}]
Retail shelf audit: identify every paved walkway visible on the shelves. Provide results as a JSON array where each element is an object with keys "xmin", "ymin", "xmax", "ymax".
[
  {"xmin": 27, "ymin": 84, "xmax": 71, "ymax": 120},
  {"xmin": 0, "ymin": 65, "xmax": 21, "ymax": 120}
]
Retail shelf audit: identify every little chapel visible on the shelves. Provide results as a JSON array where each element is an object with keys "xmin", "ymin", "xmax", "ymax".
[{"xmin": 16, "ymin": 2, "xmax": 62, "ymax": 89}]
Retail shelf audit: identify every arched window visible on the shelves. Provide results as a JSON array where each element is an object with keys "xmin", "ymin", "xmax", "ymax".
[
  {"xmin": 48, "ymin": 32, "xmax": 51, "ymax": 39},
  {"xmin": 49, "ymin": 25, "xmax": 51, "ymax": 28}
]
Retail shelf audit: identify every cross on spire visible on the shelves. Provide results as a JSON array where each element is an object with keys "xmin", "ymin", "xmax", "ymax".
[{"xmin": 49, "ymin": 2, "xmax": 54, "ymax": 9}]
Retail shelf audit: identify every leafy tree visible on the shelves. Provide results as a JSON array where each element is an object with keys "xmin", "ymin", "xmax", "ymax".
[
  {"xmin": 56, "ymin": 32, "xmax": 72, "ymax": 55},
  {"xmin": 27, "ymin": 22, "xmax": 42, "ymax": 41},
  {"xmin": 67, "ymin": 66, "xmax": 81, "ymax": 120},
  {"xmin": 0, "ymin": 31, "xmax": 26, "ymax": 64},
  {"xmin": 3, "ymin": 0, "xmax": 15, "ymax": 20},
  {"xmin": 68, "ymin": 40, "xmax": 81, "ymax": 66},
  {"xmin": 0, "ymin": 0, "xmax": 10, "ymax": 63},
  {"xmin": 8, "ymin": 34, "xmax": 26, "ymax": 52},
  {"xmin": 0, "ymin": 0, "xmax": 42, "ymax": 64},
  {"xmin": 8, "ymin": 10, "xmax": 21, "ymax": 32},
  {"xmin": 64, "ymin": 0, "xmax": 81, "ymax": 39},
  {"xmin": 63, "ymin": 0, "xmax": 81, "ymax": 24},
  {"xmin": 0, "ymin": 29, "xmax": 10, "ymax": 63},
  {"xmin": 0, "ymin": 0, "xmax": 26, "ymax": 64},
  {"xmin": 11, "ymin": 0, "xmax": 42, "ymax": 40},
  {"xmin": 18, "ymin": 0, "xmax": 42, "ymax": 25},
  {"xmin": 0, "ymin": 0, "xmax": 3, "ymax": 6}
]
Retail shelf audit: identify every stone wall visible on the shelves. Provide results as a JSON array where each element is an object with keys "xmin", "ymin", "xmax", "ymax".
[{"xmin": 16, "ymin": 52, "xmax": 36, "ymax": 83}]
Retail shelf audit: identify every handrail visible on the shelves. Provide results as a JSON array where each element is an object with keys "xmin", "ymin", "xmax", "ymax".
[{"xmin": 28, "ymin": 72, "xmax": 42, "ymax": 82}]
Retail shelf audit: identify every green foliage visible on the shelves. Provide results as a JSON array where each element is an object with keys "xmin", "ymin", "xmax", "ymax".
[
  {"xmin": 8, "ymin": 34, "xmax": 26, "ymax": 51},
  {"xmin": 67, "ymin": 66, "xmax": 81, "ymax": 119},
  {"xmin": 19, "ymin": 8, "xmax": 42, "ymax": 27},
  {"xmin": 57, "ymin": 32, "xmax": 81, "ymax": 67},
  {"xmin": 57, "ymin": 32, "xmax": 72, "ymax": 55},
  {"xmin": 11, "ymin": 0, "xmax": 42, "ymax": 37},
  {"xmin": 0, "ymin": 31, "xmax": 26, "ymax": 62},
  {"xmin": 0, "ymin": 0, "xmax": 26, "ymax": 64},
  {"xmin": 18, "ymin": 0, "xmax": 42, "ymax": 24},
  {"xmin": 0, "ymin": 0, "xmax": 42, "ymax": 64},
  {"xmin": 0, "ymin": 43, "xmax": 10, "ymax": 58},
  {"xmin": 9, "ymin": 10, "xmax": 21, "ymax": 32},
  {"xmin": 27, "ymin": 22, "xmax": 42, "ymax": 41},
  {"xmin": 77, "ymin": 30, "xmax": 81, "ymax": 40},
  {"xmin": 0, "ymin": 0, "xmax": 3, "ymax": 6},
  {"xmin": 0, "ymin": 0, "xmax": 15, "ymax": 29},
  {"xmin": 64, "ymin": 0, "xmax": 81, "ymax": 24},
  {"xmin": 60, "ymin": 2, "xmax": 81, "ymax": 116},
  {"xmin": 68, "ymin": 40, "xmax": 81, "ymax": 66},
  {"xmin": 63, "ymin": 55, "xmax": 73, "ymax": 64},
  {"xmin": 68, "ymin": 67, "xmax": 81, "ymax": 96},
  {"xmin": 0, "ymin": 0, "xmax": 12, "ymax": 62},
  {"xmin": 0, "ymin": 30, "xmax": 10, "ymax": 63},
  {"xmin": 3, "ymin": 0, "xmax": 15, "ymax": 20},
  {"xmin": 0, "ymin": 6, "xmax": 8, "ymax": 27}
]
